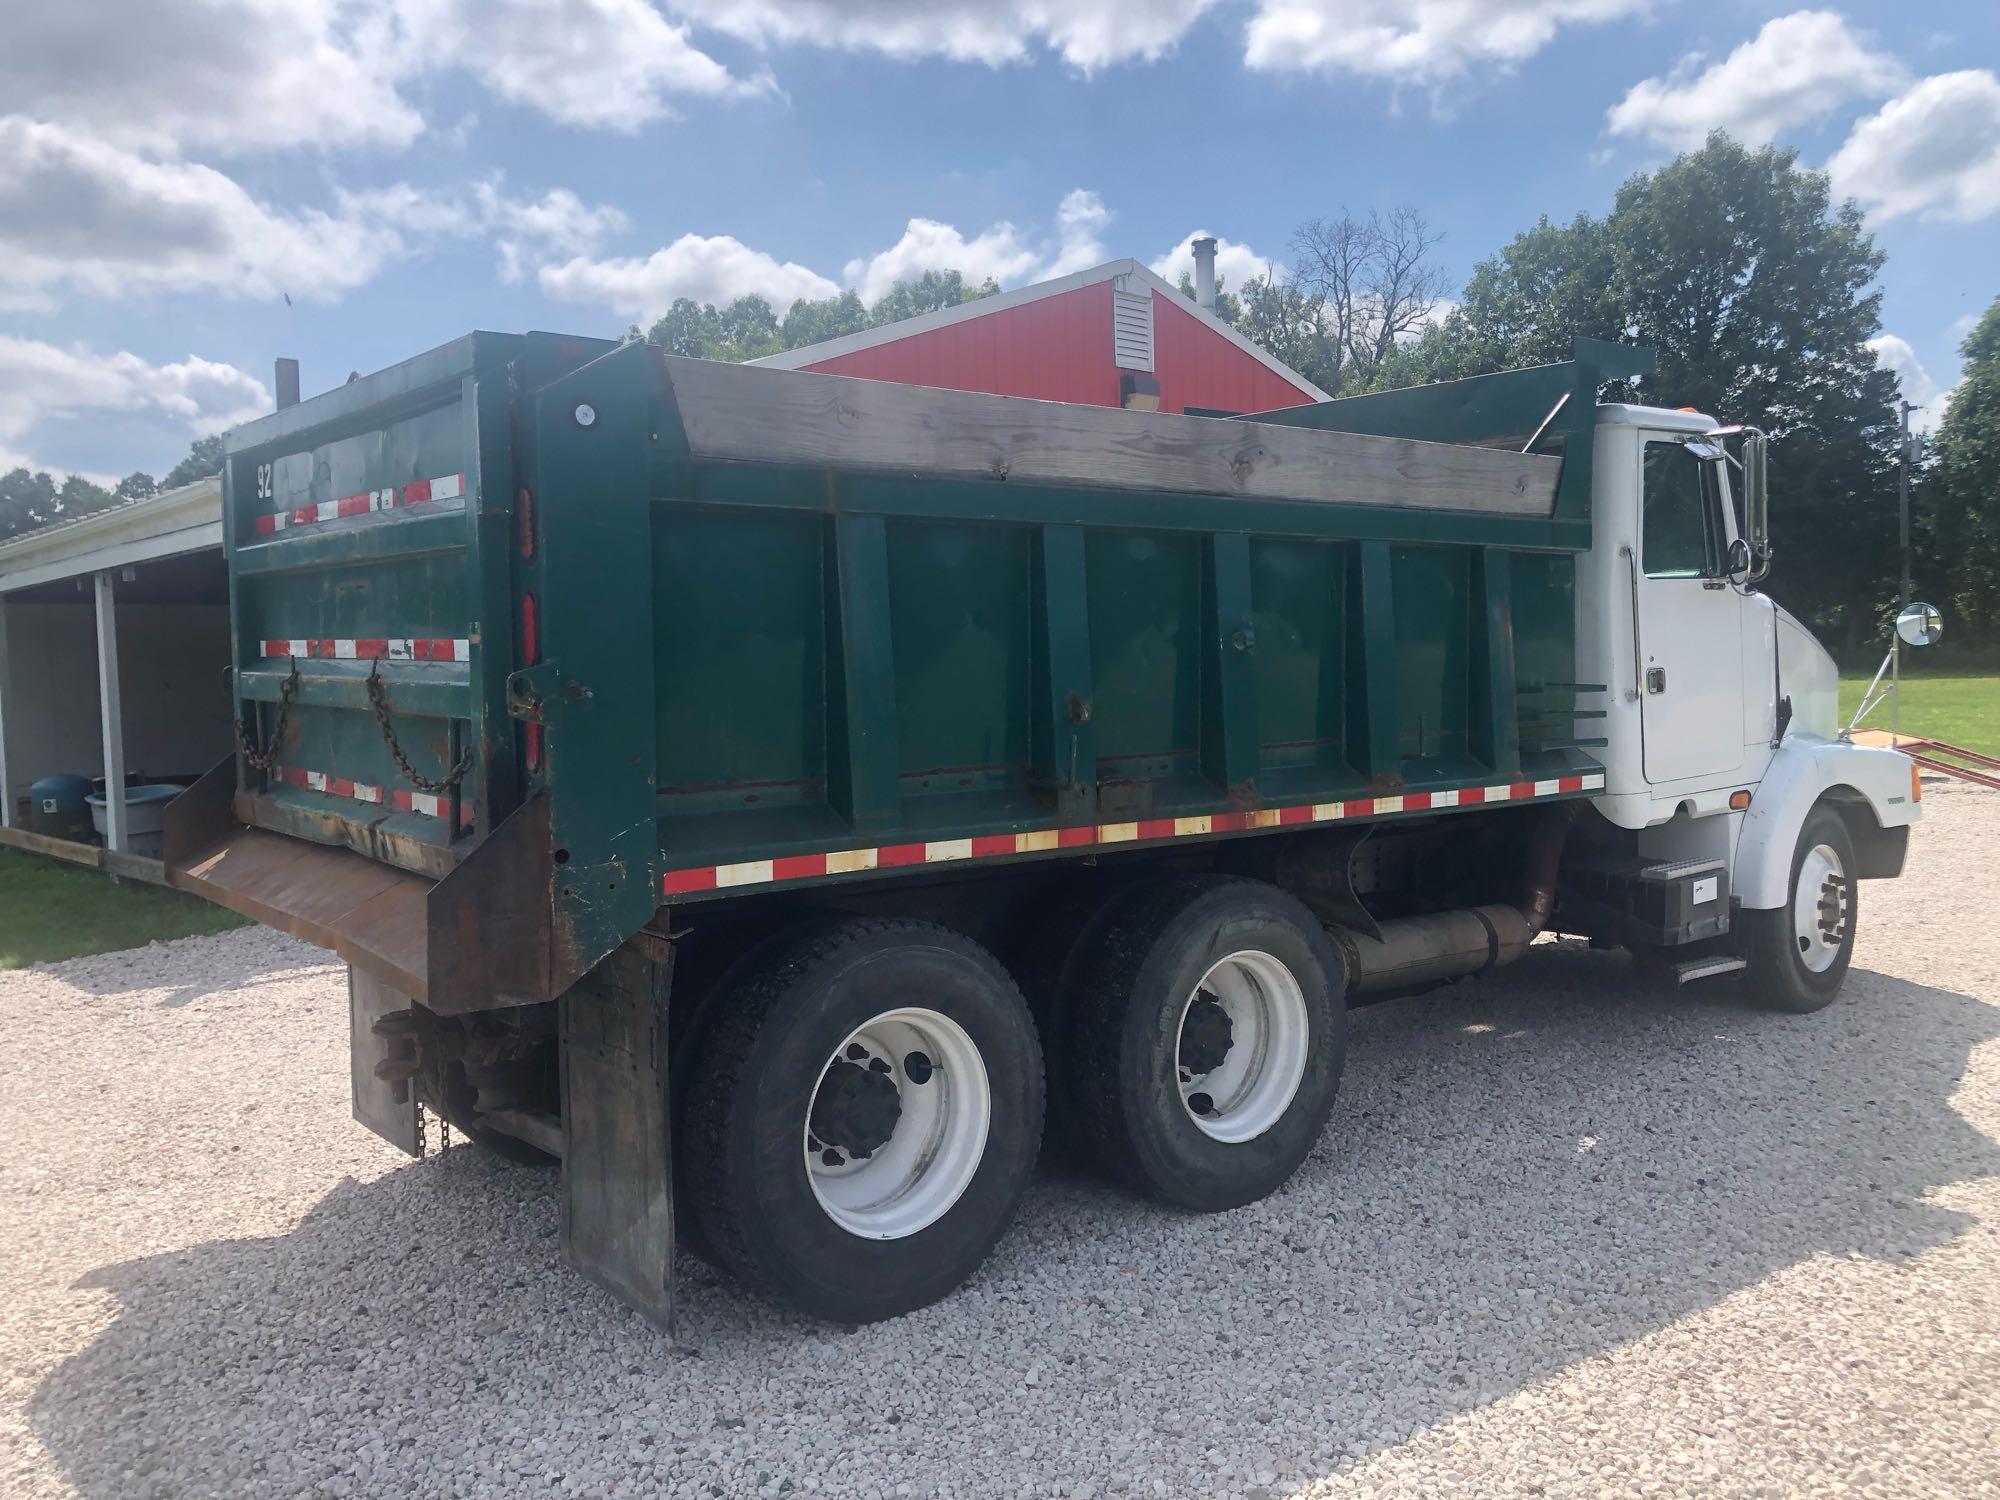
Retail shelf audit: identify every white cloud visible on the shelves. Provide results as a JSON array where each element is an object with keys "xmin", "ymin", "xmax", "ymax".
[
  {"xmin": 843, "ymin": 218, "xmax": 1046, "ymax": 305},
  {"xmin": 0, "ymin": 338, "xmax": 271, "ymax": 472},
  {"xmin": 1606, "ymin": 12, "xmax": 1904, "ymax": 151},
  {"xmin": 843, "ymin": 189, "xmax": 1116, "ymax": 303},
  {"xmin": 394, "ymin": 0, "xmax": 772, "ymax": 132},
  {"xmin": 0, "ymin": 118, "xmax": 627, "ymax": 308},
  {"xmin": 0, "ymin": 2, "xmax": 423, "ymax": 157},
  {"xmin": 1044, "ymin": 189, "xmax": 1114, "ymax": 276},
  {"xmin": 0, "ymin": 117, "xmax": 453, "ymax": 306},
  {"xmin": 1, "ymin": 0, "xmax": 768, "ymax": 158},
  {"xmin": 1243, "ymin": 0, "xmax": 1646, "ymax": 85},
  {"xmin": 1829, "ymin": 70, "xmax": 2000, "ymax": 222},
  {"xmin": 675, "ymin": 0, "xmax": 1216, "ymax": 70},
  {"xmin": 475, "ymin": 182, "xmax": 630, "ymax": 282},
  {"xmin": 1868, "ymin": 334, "xmax": 1953, "ymax": 434},
  {"xmin": 1150, "ymin": 230, "xmax": 1282, "ymax": 290},
  {"xmin": 540, "ymin": 235, "xmax": 840, "ymax": 318},
  {"xmin": 541, "ymin": 188, "xmax": 1117, "ymax": 322}
]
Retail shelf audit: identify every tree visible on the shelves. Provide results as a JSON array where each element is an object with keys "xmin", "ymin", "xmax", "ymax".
[
  {"xmin": 781, "ymin": 290, "xmax": 870, "ymax": 350},
  {"xmin": 1389, "ymin": 135, "xmax": 1902, "ymax": 650},
  {"xmin": 161, "ymin": 434, "xmax": 225, "ymax": 491},
  {"xmin": 0, "ymin": 468, "xmax": 58, "ymax": 540},
  {"xmin": 1289, "ymin": 207, "xmax": 1451, "ymax": 391},
  {"xmin": 1919, "ymin": 295, "xmax": 2000, "ymax": 647},
  {"xmin": 57, "ymin": 474, "xmax": 116, "ymax": 520},
  {"xmin": 865, "ymin": 270, "xmax": 998, "ymax": 326},
  {"xmin": 642, "ymin": 272, "xmax": 1002, "ymax": 364},
  {"xmin": 1167, "ymin": 211, "xmax": 1449, "ymax": 398},
  {"xmin": 115, "ymin": 471, "xmax": 157, "ymax": 500}
]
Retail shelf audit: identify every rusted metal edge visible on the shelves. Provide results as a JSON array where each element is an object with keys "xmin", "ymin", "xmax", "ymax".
[{"xmin": 166, "ymin": 762, "xmax": 563, "ymax": 1013}]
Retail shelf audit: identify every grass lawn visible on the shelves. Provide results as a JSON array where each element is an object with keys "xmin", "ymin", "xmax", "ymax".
[
  {"xmin": 0, "ymin": 849, "xmax": 247, "ymax": 969},
  {"xmin": 1838, "ymin": 674, "xmax": 2000, "ymax": 759}
]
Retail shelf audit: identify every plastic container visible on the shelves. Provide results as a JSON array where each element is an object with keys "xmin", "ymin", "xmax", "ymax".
[
  {"xmin": 87, "ymin": 783, "xmax": 182, "ymax": 857},
  {"xmin": 25, "ymin": 774, "xmax": 94, "ymax": 841}
]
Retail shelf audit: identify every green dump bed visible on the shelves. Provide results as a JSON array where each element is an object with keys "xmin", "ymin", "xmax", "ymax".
[{"xmin": 168, "ymin": 332, "xmax": 1648, "ymax": 1013}]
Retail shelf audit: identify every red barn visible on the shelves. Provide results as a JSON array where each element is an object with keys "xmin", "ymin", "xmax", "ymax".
[{"xmin": 752, "ymin": 253, "xmax": 1327, "ymax": 415}]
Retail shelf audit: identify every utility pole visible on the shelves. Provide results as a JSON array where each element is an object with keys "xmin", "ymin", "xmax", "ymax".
[{"xmin": 1892, "ymin": 399, "xmax": 1916, "ymax": 744}]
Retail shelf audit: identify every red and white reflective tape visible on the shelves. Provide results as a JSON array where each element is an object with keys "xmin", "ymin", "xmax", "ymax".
[
  {"xmin": 661, "ymin": 772, "xmax": 1606, "ymax": 896},
  {"xmin": 252, "ymin": 473, "xmax": 465, "ymax": 535},
  {"xmin": 270, "ymin": 764, "xmax": 467, "ymax": 823},
  {"xmin": 259, "ymin": 637, "xmax": 470, "ymax": 662}
]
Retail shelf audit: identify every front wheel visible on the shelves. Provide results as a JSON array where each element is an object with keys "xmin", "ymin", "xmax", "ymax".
[
  {"xmin": 1740, "ymin": 804, "xmax": 1857, "ymax": 1013},
  {"xmin": 677, "ymin": 919, "xmax": 1042, "ymax": 1323}
]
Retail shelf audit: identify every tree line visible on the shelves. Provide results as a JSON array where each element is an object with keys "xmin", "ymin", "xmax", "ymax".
[
  {"xmin": 9, "ymin": 135, "xmax": 1992, "ymax": 661},
  {"xmin": 0, "ymin": 437, "xmax": 223, "ymax": 543}
]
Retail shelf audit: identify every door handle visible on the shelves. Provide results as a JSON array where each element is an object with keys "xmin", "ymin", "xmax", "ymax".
[{"xmin": 1646, "ymin": 667, "xmax": 1667, "ymax": 694}]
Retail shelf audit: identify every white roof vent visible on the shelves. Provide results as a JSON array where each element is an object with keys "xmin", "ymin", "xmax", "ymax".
[{"xmin": 1111, "ymin": 283, "xmax": 1154, "ymax": 372}]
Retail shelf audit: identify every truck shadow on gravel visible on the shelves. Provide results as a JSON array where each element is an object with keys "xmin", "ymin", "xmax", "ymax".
[{"xmin": 30, "ymin": 949, "xmax": 2000, "ymax": 1499}]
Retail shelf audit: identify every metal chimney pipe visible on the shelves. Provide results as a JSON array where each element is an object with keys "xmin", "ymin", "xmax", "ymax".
[
  {"xmin": 275, "ymin": 357, "xmax": 301, "ymax": 410},
  {"xmin": 1191, "ymin": 237, "xmax": 1217, "ymax": 311}
]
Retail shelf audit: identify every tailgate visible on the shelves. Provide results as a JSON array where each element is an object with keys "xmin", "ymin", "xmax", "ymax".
[{"xmin": 223, "ymin": 335, "xmax": 518, "ymax": 878}]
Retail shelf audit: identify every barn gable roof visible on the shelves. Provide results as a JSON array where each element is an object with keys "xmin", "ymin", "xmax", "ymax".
[{"xmin": 749, "ymin": 258, "xmax": 1331, "ymax": 402}]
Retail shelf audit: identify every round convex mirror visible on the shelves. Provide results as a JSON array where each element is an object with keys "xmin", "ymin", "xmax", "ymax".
[{"xmin": 1896, "ymin": 602, "xmax": 1943, "ymax": 647}]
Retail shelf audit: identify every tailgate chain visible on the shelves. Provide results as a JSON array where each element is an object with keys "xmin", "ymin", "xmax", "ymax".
[
  {"xmin": 236, "ymin": 659, "xmax": 300, "ymax": 772},
  {"xmin": 367, "ymin": 659, "xmax": 475, "ymax": 795}
]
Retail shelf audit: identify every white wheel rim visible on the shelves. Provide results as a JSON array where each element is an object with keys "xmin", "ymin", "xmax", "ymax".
[
  {"xmin": 804, "ymin": 1007, "xmax": 990, "ymax": 1240},
  {"xmin": 1174, "ymin": 950, "xmax": 1310, "ymax": 1144},
  {"xmin": 1793, "ymin": 843, "xmax": 1849, "ymax": 974}
]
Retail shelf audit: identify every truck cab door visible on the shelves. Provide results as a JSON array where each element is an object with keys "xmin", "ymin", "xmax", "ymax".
[{"xmin": 1636, "ymin": 435, "xmax": 1745, "ymax": 784}]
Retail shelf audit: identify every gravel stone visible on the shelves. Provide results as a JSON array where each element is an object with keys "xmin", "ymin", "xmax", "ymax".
[{"xmin": 2, "ymin": 783, "xmax": 1997, "ymax": 1498}]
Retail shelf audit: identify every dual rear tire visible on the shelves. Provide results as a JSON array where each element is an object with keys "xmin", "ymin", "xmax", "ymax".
[{"xmin": 676, "ymin": 878, "xmax": 1348, "ymax": 1322}]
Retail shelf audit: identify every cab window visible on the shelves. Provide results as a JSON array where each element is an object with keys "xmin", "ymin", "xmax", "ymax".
[{"xmin": 1641, "ymin": 440, "xmax": 1723, "ymax": 579}]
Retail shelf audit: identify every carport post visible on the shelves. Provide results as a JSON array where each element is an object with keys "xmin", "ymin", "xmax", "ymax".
[
  {"xmin": 0, "ymin": 597, "xmax": 12, "ymax": 828},
  {"xmin": 93, "ymin": 569, "xmax": 127, "ymax": 852}
]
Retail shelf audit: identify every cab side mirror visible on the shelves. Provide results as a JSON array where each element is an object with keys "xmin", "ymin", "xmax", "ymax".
[{"xmin": 1742, "ymin": 432, "xmax": 1769, "ymax": 579}]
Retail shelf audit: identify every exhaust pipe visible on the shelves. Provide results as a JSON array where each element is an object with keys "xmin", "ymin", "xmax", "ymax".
[{"xmin": 1331, "ymin": 803, "xmax": 1579, "ymax": 997}]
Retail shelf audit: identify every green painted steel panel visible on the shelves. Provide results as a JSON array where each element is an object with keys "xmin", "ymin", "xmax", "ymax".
[
  {"xmin": 885, "ymin": 519, "xmax": 1033, "ymax": 786},
  {"xmin": 1085, "ymin": 530, "xmax": 1202, "ymax": 782},
  {"xmin": 1389, "ymin": 545, "xmax": 1473, "ymax": 768},
  {"xmin": 206, "ymin": 327, "xmax": 1629, "ymax": 994},
  {"xmin": 1248, "ymin": 538, "xmax": 1350, "ymax": 780},
  {"xmin": 654, "ymin": 506, "xmax": 827, "ymax": 809}
]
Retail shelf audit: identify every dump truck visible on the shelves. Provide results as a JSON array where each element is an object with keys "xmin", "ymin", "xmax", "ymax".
[{"xmin": 165, "ymin": 332, "xmax": 1920, "ymax": 1327}]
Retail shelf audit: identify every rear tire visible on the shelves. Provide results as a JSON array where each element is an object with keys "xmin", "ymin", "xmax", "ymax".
[
  {"xmin": 1740, "ymin": 804, "xmax": 1857, "ymax": 1014},
  {"xmin": 677, "ymin": 919, "xmax": 1042, "ymax": 1323},
  {"xmin": 1059, "ymin": 876, "xmax": 1346, "ymax": 1211}
]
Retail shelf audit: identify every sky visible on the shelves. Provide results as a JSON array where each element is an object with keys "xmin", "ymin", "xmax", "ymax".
[{"xmin": 2, "ymin": 0, "xmax": 1997, "ymax": 483}]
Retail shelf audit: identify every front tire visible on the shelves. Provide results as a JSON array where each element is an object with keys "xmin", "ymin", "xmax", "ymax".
[
  {"xmin": 1059, "ymin": 876, "xmax": 1347, "ymax": 1211},
  {"xmin": 1741, "ymin": 804, "xmax": 1857, "ymax": 1014},
  {"xmin": 677, "ymin": 919, "xmax": 1042, "ymax": 1323}
]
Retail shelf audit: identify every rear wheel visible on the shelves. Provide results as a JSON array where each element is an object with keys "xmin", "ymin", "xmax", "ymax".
[
  {"xmin": 1059, "ymin": 876, "xmax": 1347, "ymax": 1211},
  {"xmin": 677, "ymin": 919, "xmax": 1042, "ymax": 1322},
  {"xmin": 1741, "ymin": 804, "xmax": 1857, "ymax": 1014}
]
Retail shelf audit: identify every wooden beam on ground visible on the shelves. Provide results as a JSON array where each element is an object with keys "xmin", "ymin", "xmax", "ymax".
[{"xmin": 0, "ymin": 824, "xmax": 104, "ymax": 868}]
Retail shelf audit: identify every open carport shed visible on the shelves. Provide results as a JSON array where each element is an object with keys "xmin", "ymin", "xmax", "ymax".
[{"xmin": 0, "ymin": 477, "xmax": 232, "ymax": 879}]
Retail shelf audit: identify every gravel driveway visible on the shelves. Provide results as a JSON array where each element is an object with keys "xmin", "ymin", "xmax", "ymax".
[{"xmin": 4, "ymin": 785, "xmax": 1998, "ymax": 1499}]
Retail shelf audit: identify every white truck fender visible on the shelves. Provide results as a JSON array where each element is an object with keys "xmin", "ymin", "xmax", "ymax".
[{"xmin": 1733, "ymin": 735, "xmax": 1920, "ymax": 909}]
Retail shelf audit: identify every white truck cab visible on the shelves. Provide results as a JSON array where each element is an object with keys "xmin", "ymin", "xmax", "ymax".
[{"xmin": 1567, "ymin": 402, "xmax": 1920, "ymax": 1003}]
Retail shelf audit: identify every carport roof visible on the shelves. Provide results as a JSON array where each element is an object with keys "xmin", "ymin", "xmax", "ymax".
[{"xmin": 0, "ymin": 477, "xmax": 220, "ymax": 596}]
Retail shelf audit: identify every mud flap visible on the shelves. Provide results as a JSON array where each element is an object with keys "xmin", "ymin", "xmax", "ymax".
[
  {"xmin": 559, "ymin": 936, "xmax": 675, "ymax": 1333},
  {"xmin": 349, "ymin": 968, "xmax": 422, "ymax": 1157}
]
